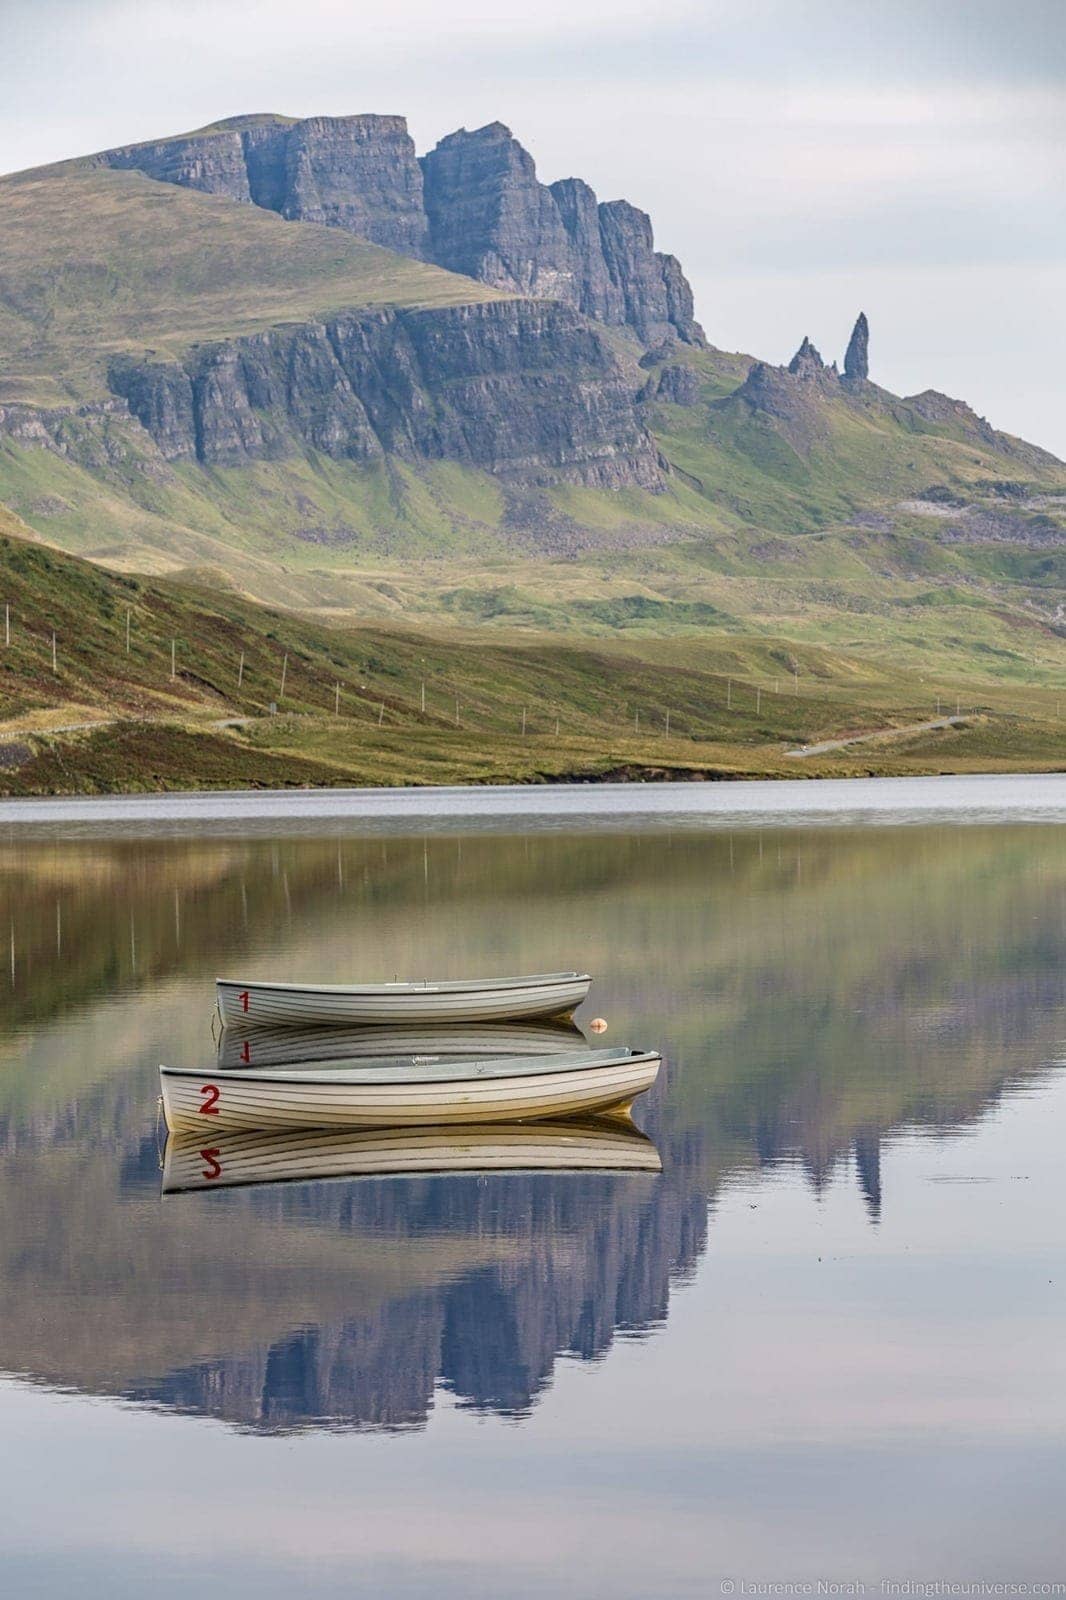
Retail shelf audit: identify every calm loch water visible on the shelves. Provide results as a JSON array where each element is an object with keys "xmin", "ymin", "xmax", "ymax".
[{"xmin": 2, "ymin": 783, "xmax": 1066, "ymax": 1595}]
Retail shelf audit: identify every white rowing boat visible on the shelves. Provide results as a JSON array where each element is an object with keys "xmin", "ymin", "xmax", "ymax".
[
  {"xmin": 161, "ymin": 1118, "xmax": 662, "ymax": 1193},
  {"xmin": 217, "ymin": 1019, "xmax": 587, "ymax": 1069},
  {"xmin": 216, "ymin": 971, "xmax": 591, "ymax": 1028},
  {"xmin": 159, "ymin": 1048, "xmax": 660, "ymax": 1133}
]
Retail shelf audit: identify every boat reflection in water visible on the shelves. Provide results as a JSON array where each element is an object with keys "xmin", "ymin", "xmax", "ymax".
[
  {"xmin": 217, "ymin": 1018, "xmax": 589, "ymax": 1070},
  {"xmin": 162, "ymin": 1117, "xmax": 662, "ymax": 1194}
]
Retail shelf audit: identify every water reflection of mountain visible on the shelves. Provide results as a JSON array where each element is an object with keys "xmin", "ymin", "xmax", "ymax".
[
  {"xmin": 129, "ymin": 1149, "xmax": 700, "ymax": 1429},
  {"xmin": 1, "ymin": 825, "xmax": 1065, "ymax": 1433}
]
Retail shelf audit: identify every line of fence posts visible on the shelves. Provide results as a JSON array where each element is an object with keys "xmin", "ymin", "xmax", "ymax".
[
  {"xmin": 11, "ymin": 613, "xmax": 1060, "ymax": 742},
  {"xmin": 6, "ymin": 614, "xmax": 768, "ymax": 737}
]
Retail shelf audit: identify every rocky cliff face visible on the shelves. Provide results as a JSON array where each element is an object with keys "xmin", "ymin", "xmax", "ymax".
[
  {"xmin": 106, "ymin": 298, "xmax": 664, "ymax": 490},
  {"xmin": 104, "ymin": 113, "xmax": 429, "ymax": 257},
  {"xmin": 98, "ymin": 113, "xmax": 704, "ymax": 348},
  {"xmin": 420, "ymin": 123, "xmax": 573, "ymax": 297},
  {"xmin": 421, "ymin": 123, "xmax": 703, "ymax": 346}
]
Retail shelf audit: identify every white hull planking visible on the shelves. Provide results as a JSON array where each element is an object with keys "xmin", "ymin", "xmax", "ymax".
[
  {"xmin": 160, "ymin": 1050, "xmax": 660, "ymax": 1134},
  {"xmin": 215, "ymin": 972, "xmax": 591, "ymax": 1028},
  {"xmin": 162, "ymin": 1119, "xmax": 662, "ymax": 1192}
]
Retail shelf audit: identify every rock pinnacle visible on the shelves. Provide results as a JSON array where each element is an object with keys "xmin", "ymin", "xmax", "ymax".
[{"xmin": 844, "ymin": 312, "xmax": 869, "ymax": 382}]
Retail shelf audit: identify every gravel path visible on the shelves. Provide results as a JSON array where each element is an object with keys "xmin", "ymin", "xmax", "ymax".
[{"xmin": 785, "ymin": 715, "xmax": 969, "ymax": 758}]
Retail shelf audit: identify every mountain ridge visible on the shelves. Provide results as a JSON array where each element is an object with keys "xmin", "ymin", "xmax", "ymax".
[
  {"xmin": 90, "ymin": 110, "xmax": 704, "ymax": 348},
  {"xmin": 0, "ymin": 114, "xmax": 1061, "ymax": 672}
]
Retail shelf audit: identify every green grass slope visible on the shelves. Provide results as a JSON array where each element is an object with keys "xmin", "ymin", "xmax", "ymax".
[
  {"xmin": 0, "ymin": 524, "xmax": 1063, "ymax": 794},
  {"xmin": 642, "ymin": 345, "xmax": 1064, "ymax": 533},
  {"xmin": 0, "ymin": 164, "xmax": 500, "ymax": 407}
]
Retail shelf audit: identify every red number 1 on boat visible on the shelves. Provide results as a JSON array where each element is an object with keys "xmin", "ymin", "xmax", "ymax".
[{"xmin": 239, "ymin": 990, "xmax": 250, "ymax": 1014}]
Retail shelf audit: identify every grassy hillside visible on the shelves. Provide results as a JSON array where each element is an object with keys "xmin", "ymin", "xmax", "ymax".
[
  {"xmin": 0, "ymin": 527, "xmax": 1062, "ymax": 795},
  {"xmin": 0, "ymin": 164, "xmax": 499, "ymax": 408},
  {"xmin": 646, "ymin": 345, "xmax": 1063, "ymax": 535}
]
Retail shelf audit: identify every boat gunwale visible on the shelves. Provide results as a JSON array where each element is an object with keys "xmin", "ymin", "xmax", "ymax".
[
  {"xmin": 216, "ymin": 972, "xmax": 590, "ymax": 998},
  {"xmin": 159, "ymin": 1048, "xmax": 658, "ymax": 1088}
]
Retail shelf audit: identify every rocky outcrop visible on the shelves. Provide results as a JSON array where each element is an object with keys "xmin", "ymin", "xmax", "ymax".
[
  {"xmin": 98, "ymin": 113, "xmax": 704, "ymax": 348},
  {"xmin": 649, "ymin": 364, "xmax": 700, "ymax": 406},
  {"xmin": 787, "ymin": 336, "xmax": 836, "ymax": 382},
  {"xmin": 107, "ymin": 299, "xmax": 664, "ymax": 489},
  {"xmin": 722, "ymin": 315, "xmax": 1064, "ymax": 471},
  {"xmin": 596, "ymin": 199, "xmax": 695, "ymax": 345},
  {"xmin": 103, "ymin": 125, "xmax": 254, "ymax": 202},
  {"xmin": 843, "ymin": 312, "xmax": 869, "ymax": 383},
  {"xmin": 104, "ymin": 114, "xmax": 428, "ymax": 257},
  {"xmin": 901, "ymin": 388, "xmax": 1060, "ymax": 468},
  {"xmin": 549, "ymin": 177, "xmax": 625, "ymax": 325},
  {"xmin": 421, "ymin": 125, "xmax": 704, "ymax": 346},
  {"xmin": 253, "ymin": 116, "xmax": 427, "ymax": 256},
  {"xmin": 419, "ymin": 123, "xmax": 574, "ymax": 297},
  {"xmin": 730, "ymin": 359, "xmax": 833, "ymax": 451},
  {"xmin": 0, "ymin": 398, "xmax": 174, "ymax": 476}
]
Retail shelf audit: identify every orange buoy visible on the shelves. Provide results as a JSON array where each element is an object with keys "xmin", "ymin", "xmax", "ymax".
[{"xmin": 589, "ymin": 1017, "xmax": 607, "ymax": 1033}]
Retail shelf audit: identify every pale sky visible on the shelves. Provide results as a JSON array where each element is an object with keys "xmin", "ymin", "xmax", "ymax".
[{"xmin": 2, "ymin": 0, "xmax": 1064, "ymax": 455}]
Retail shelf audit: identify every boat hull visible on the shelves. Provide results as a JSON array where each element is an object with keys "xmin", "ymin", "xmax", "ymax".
[
  {"xmin": 162, "ymin": 1118, "xmax": 662, "ymax": 1193},
  {"xmin": 159, "ymin": 1050, "xmax": 660, "ymax": 1134},
  {"xmin": 216, "ymin": 972, "xmax": 591, "ymax": 1028}
]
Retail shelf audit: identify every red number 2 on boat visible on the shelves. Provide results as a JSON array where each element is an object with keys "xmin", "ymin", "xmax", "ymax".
[{"xmin": 199, "ymin": 1083, "xmax": 221, "ymax": 1115}]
